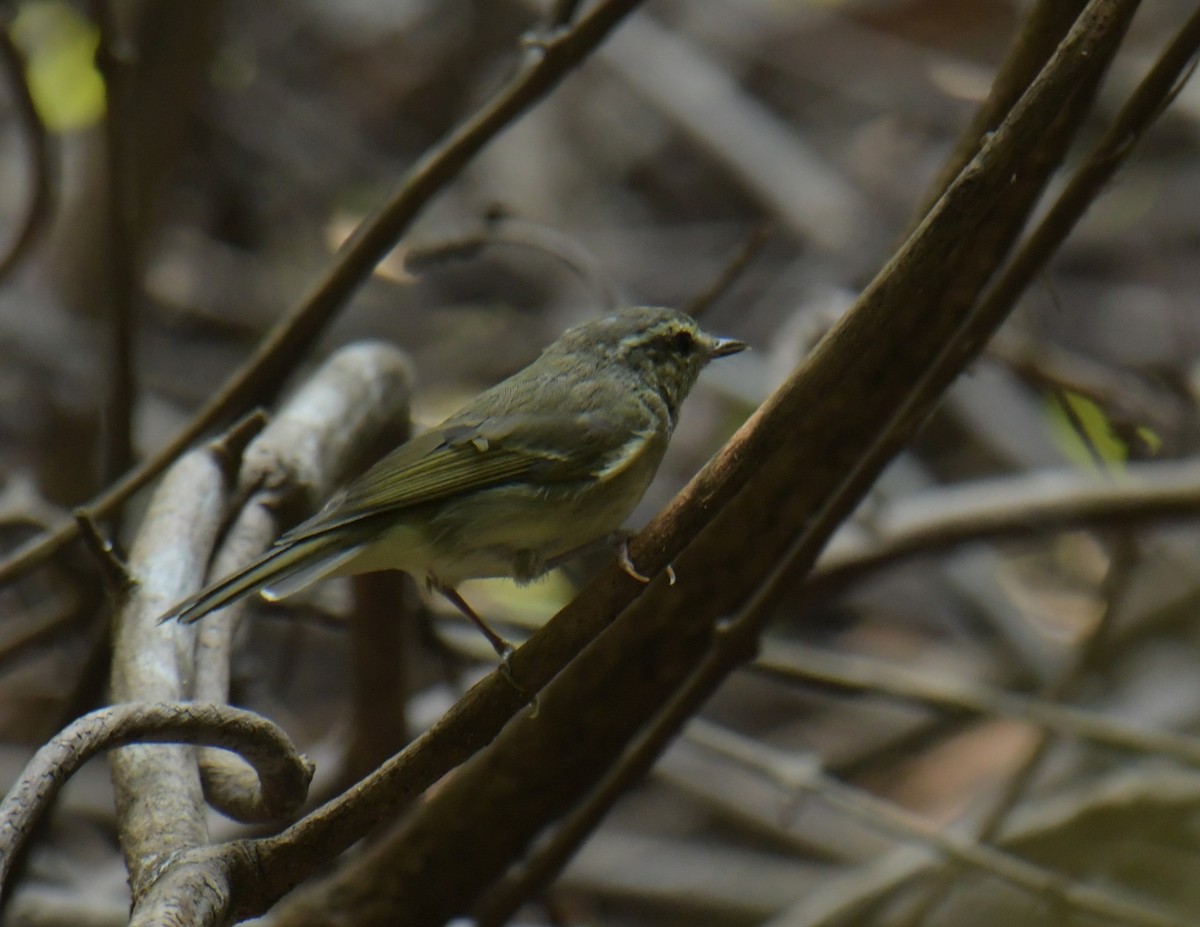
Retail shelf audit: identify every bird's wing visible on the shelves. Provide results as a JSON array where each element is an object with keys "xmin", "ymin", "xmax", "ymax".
[{"xmin": 281, "ymin": 411, "xmax": 655, "ymax": 541}]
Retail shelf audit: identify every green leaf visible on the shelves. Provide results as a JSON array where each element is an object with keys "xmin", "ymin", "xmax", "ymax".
[
  {"xmin": 1135, "ymin": 425, "xmax": 1163, "ymax": 456},
  {"xmin": 1045, "ymin": 390, "xmax": 1127, "ymax": 473}
]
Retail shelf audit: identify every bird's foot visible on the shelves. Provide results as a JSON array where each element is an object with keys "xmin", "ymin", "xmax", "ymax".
[{"xmin": 617, "ymin": 537, "xmax": 675, "ymax": 585}]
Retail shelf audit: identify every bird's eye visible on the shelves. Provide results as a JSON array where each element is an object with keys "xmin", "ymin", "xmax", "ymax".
[{"xmin": 671, "ymin": 331, "xmax": 696, "ymax": 355}]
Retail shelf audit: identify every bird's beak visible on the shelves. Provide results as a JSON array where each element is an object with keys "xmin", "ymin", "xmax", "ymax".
[{"xmin": 708, "ymin": 336, "xmax": 748, "ymax": 358}]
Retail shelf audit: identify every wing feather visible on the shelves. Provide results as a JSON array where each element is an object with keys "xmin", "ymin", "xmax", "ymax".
[{"xmin": 283, "ymin": 412, "xmax": 655, "ymax": 542}]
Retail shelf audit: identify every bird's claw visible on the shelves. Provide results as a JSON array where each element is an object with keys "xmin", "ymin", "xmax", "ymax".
[
  {"xmin": 618, "ymin": 539, "xmax": 651, "ymax": 583},
  {"xmin": 618, "ymin": 538, "xmax": 676, "ymax": 586}
]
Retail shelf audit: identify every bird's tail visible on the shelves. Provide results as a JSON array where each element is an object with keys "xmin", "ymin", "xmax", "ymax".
[{"xmin": 158, "ymin": 530, "xmax": 363, "ymax": 625}]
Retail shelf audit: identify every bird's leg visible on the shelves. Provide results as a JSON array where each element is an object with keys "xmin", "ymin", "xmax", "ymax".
[
  {"xmin": 430, "ymin": 582, "xmax": 514, "ymax": 662},
  {"xmin": 429, "ymin": 580, "xmax": 525, "ymax": 693}
]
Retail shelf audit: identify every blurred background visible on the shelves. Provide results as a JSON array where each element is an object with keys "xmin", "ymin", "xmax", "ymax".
[{"xmin": 2, "ymin": 1, "xmax": 1200, "ymax": 924}]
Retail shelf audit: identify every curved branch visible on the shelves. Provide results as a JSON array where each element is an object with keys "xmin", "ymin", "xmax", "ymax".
[
  {"xmin": 0, "ymin": 702, "xmax": 312, "ymax": 901},
  {"xmin": 402, "ymin": 214, "xmax": 623, "ymax": 312}
]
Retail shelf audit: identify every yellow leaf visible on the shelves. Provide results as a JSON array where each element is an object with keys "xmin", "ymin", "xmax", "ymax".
[
  {"xmin": 11, "ymin": 1, "xmax": 106, "ymax": 133},
  {"xmin": 1045, "ymin": 391, "xmax": 1127, "ymax": 473}
]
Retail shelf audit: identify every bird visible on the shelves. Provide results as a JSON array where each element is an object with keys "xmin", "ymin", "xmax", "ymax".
[{"xmin": 159, "ymin": 306, "xmax": 746, "ymax": 658}]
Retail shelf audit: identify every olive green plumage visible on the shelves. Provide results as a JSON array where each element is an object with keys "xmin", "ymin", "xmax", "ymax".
[{"xmin": 161, "ymin": 306, "xmax": 745, "ymax": 629}]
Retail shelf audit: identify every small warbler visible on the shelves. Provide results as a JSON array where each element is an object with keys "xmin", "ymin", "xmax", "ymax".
[{"xmin": 161, "ymin": 306, "xmax": 746, "ymax": 656}]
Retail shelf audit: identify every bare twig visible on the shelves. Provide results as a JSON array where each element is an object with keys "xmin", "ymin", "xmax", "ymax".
[
  {"xmin": 911, "ymin": 0, "xmax": 1090, "ymax": 224},
  {"xmin": 108, "ymin": 449, "xmax": 231, "ymax": 894},
  {"xmin": 599, "ymin": 11, "xmax": 867, "ymax": 252},
  {"xmin": 0, "ymin": 29, "xmax": 53, "ymax": 282},
  {"xmin": 206, "ymin": 409, "xmax": 271, "ymax": 482},
  {"xmin": 753, "ymin": 0, "xmax": 1200, "ymax": 631},
  {"xmin": 684, "ymin": 223, "xmax": 773, "ymax": 320},
  {"xmin": 895, "ymin": 537, "xmax": 1139, "ymax": 926},
  {"xmin": 89, "ymin": 0, "xmax": 138, "ymax": 486},
  {"xmin": 753, "ymin": 633, "xmax": 1200, "ymax": 769},
  {"xmin": 898, "ymin": 3, "xmax": 1200, "ymax": 469},
  {"xmin": 402, "ymin": 215, "xmax": 623, "ymax": 311},
  {"xmin": 71, "ymin": 508, "xmax": 131, "ymax": 593},
  {"xmin": 471, "ymin": 621, "xmax": 759, "ymax": 925},
  {"xmin": 810, "ymin": 457, "xmax": 1200, "ymax": 596},
  {"xmin": 992, "ymin": 333, "xmax": 1177, "ymax": 439}
]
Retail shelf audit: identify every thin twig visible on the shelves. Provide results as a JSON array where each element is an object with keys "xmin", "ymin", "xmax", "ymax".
[
  {"xmin": 763, "ymin": 3, "xmax": 1200, "ymax": 612},
  {"xmin": 72, "ymin": 508, "xmax": 131, "ymax": 593},
  {"xmin": 684, "ymin": 223, "xmax": 773, "ymax": 320},
  {"xmin": 89, "ymin": 0, "xmax": 139, "ymax": 487},
  {"xmin": 753, "ymin": 629, "xmax": 1200, "ymax": 769},
  {"xmin": 0, "ymin": 29, "xmax": 53, "ymax": 282},
  {"xmin": 910, "ymin": 0, "xmax": 1091, "ymax": 225},
  {"xmin": 911, "ymin": 3, "xmax": 1200, "ymax": 450},
  {"xmin": 809, "ymin": 457, "xmax": 1200, "ymax": 596},
  {"xmin": 402, "ymin": 215, "xmax": 623, "ymax": 311},
  {"xmin": 599, "ymin": 12, "xmax": 865, "ymax": 252},
  {"xmin": 472, "ymin": 622, "xmax": 759, "ymax": 925}
]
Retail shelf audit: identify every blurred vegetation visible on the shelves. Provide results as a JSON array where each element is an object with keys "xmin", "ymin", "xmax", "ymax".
[{"xmin": 1, "ymin": 1, "xmax": 1200, "ymax": 925}]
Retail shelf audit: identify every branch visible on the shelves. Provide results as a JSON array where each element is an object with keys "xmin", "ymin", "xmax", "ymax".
[
  {"xmin": 108, "ymin": 449, "xmax": 231, "ymax": 893},
  {"xmin": 261, "ymin": 3, "xmax": 1148, "ymax": 924},
  {"xmin": 753, "ymin": 639, "xmax": 1200, "ymax": 769},
  {"xmin": 809, "ymin": 457, "xmax": 1200, "ymax": 596},
  {"xmin": 0, "ymin": 702, "xmax": 311, "ymax": 903},
  {"xmin": 0, "ymin": 28, "xmax": 52, "ymax": 282},
  {"xmin": 911, "ymin": 0, "xmax": 1091, "ymax": 223},
  {"xmin": 89, "ymin": 0, "xmax": 138, "ymax": 484}
]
